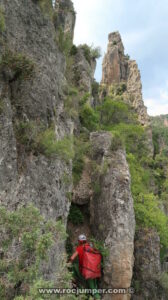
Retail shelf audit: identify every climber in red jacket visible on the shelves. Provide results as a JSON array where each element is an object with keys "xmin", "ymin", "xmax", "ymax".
[
  {"xmin": 70, "ymin": 234, "xmax": 101, "ymax": 299},
  {"xmin": 70, "ymin": 234, "xmax": 89, "ymax": 272}
]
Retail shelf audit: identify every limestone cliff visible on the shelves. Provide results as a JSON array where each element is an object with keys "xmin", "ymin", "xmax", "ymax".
[{"xmin": 0, "ymin": 0, "xmax": 75, "ymax": 280}]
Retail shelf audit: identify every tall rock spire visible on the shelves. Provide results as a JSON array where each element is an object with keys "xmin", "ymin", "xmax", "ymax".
[
  {"xmin": 102, "ymin": 31, "xmax": 128, "ymax": 84},
  {"xmin": 101, "ymin": 31, "xmax": 149, "ymax": 126}
]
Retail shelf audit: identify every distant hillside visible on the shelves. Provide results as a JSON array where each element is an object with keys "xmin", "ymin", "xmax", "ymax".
[
  {"xmin": 151, "ymin": 114, "xmax": 168, "ymax": 155},
  {"xmin": 151, "ymin": 114, "xmax": 168, "ymax": 127}
]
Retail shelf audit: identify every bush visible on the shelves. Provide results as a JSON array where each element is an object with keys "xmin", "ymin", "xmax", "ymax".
[
  {"xmin": 79, "ymin": 93, "xmax": 90, "ymax": 106},
  {"xmin": 68, "ymin": 204, "xmax": 84, "ymax": 225},
  {"xmin": 0, "ymin": 49, "xmax": 35, "ymax": 81},
  {"xmin": 90, "ymin": 46, "xmax": 101, "ymax": 59},
  {"xmin": 14, "ymin": 120, "xmax": 43, "ymax": 152},
  {"xmin": 90, "ymin": 238, "xmax": 109, "ymax": 258},
  {"xmin": 111, "ymin": 123, "xmax": 145, "ymax": 155},
  {"xmin": 98, "ymin": 98, "xmax": 137, "ymax": 126},
  {"xmin": 38, "ymin": 128, "xmax": 74, "ymax": 162},
  {"xmin": 64, "ymin": 86, "xmax": 79, "ymax": 119},
  {"xmin": 0, "ymin": 204, "xmax": 67, "ymax": 299},
  {"xmin": 70, "ymin": 45, "xmax": 78, "ymax": 56},
  {"xmin": 159, "ymin": 272, "xmax": 168, "ymax": 292},
  {"xmin": 134, "ymin": 193, "xmax": 168, "ymax": 248},
  {"xmin": 127, "ymin": 153, "xmax": 153, "ymax": 197},
  {"xmin": 110, "ymin": 132, "xmax": 124, "ymax": 151},
  {"xmin": 127, "ymin": 152, "xmax": 168, "ymax": 248},
  {"xmin": 57, "ymin": 28, "xmax": 72, "ymax": 56},
  {"xmin": 14, "ymin": 122, "xmax": 74, "ymax": 162},
  {"xmin": 79, "ymin": 103, "xmax": 100, "ymax": 131},
  {"xmin": 80, "ymin": 44, "xmax": 101, "ymax": 63}
]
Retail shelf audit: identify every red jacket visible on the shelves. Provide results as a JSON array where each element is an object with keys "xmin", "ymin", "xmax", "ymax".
[{"xmin": 76, "ymin": 243, "xmax": 90, "ymax": 272}]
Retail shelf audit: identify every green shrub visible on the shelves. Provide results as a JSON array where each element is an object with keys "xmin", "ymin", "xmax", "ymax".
[
  {"xmin": 15, "ymin": 122, "xmax": 74, "ymax": 162},
  {"xmin": 159, "ymin": 272, "xmax": 168, "ymax": 292},
  {"xmin": 98, "ymin": 98, "xmax": 137, "ymax": 126},
  {"xmin": 70, "ymin": 45, "xmax": 78, "ymax": 56},
  {"xmin": 0, "ymin": 204, "xmax": 67, "ymax": 299},
  {"xmin": 57, "ymin": 28, "xmax": 72, "ymax": 56},
  {"xmin": 14, "ymin": 120, "xmax": 43, "ymax": 152},
  {"xmin": 80, "ymin": 44, "xmax": 101, "ymax": 63},
  {"xmin": 108, "ymin": 83, "xmax": 127, "ymax": 97},
  {"xmin": 127, "ymin": 153, "xmax": 153, "ymax": 197},
  {"xmin": 110, "ymin": 132, "xmax": 124, "ymax": 151},
  {"xmin": 127, "ymin": 152, "xmax": 168, "ymax": 248},
  {"xmin": 64, "ymin": 86, "xmax": 79, "ymax": 119},
  {"xmin": 90, "ymin": 238, "xmax": 109, "ymax": 258},
  {"xmin": 0, "ymin": 49, "xmax": 35, "ymax": 81},
  {"xmin": 38, "ymin": 128, "xmax": 74, "ymax": 162},
  {"xmin": 68, "ymin": 204, "xmax": 84, "ymax": 225},
  {"xmin": 111, "ymin": 123, "xmax": 145, "ymax": 155},
  {"xmin": 134, "ymin": 193, "xmax": 168, "ymax": 247},
  {"xmin": 79, "ymin": 93, "xmax": 90, "ymax": 106},
  {"xmin": 90, "ymin": 46, "xmax": 101, "ymax": 59},
  {"xmin": 79, "ymin": 103, "xmax": 100, "ymax": 131},
  {"xmin": 0, "ymin": 7, "xmax": 5, "ymax": 33}
]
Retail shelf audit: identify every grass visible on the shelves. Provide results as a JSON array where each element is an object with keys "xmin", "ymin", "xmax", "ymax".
[
  {"xmin": 38, "ymin": 128, "xmax": 74, "ymax": 162},
  {"xmin": 0, "ymin": 49, "xmax": 35, "ymax": 81},
  {"xmin": 15, "ymin": 121, "xmax": 74, "ymax": 162}
]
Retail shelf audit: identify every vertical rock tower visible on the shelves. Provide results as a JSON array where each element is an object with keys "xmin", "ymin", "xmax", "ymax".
[{"xmin": 101, "ymin": 32, "xmax": 149, "ymax": 126}]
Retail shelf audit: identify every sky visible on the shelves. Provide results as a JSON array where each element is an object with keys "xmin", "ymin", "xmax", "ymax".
[{"xmin": 72, "ymin": 0, "xmax": 168, "ymax": 116}]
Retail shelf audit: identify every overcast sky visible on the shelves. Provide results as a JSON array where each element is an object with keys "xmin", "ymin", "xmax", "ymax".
[{"xmin": 72, "ymin": 0, "xmax": 168, "ymax": 116}]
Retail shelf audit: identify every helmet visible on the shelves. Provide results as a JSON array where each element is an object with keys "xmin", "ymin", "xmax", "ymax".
[{"xmin": 78, "ymin": 234, "xmax": 87, "ymax": 241}]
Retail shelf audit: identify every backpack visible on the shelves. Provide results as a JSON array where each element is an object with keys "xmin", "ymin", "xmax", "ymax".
[{"xmin": 81, "ymin": 244, "xmax": 102, "ymax": 279}]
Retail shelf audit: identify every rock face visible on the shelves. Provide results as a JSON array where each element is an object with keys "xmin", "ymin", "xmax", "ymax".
[
  {"xmin": 126, "ymin": 60, "xmax": 149, "ymax": 126},
  {"xmin": 102, "ymin": 32, "xmax": 128, "ymax": 84},
  {"xmin": 132, "ymin": 229, "xmax": 164, "ymax": 300},
  {"xmin": 0, "ymin": 0, "xmax": 74, "ymax": 279},
  {"xmin": 54, "ymin": 0, "xmax": 76, "ymax": 40},
  {"xmin": 72, "ymin": 46, "xmax": 97, "ymax": 108},
  {"xmin": 101, "ymin": 31, "xmax": 149, "ymax": 126},
  {"xmin": 72, "ymin": 159, "xmax": 93, "ymax": 205},
  {"xmin": 90, "ymin": 132, "xmax": 135, "ymax": 300}
]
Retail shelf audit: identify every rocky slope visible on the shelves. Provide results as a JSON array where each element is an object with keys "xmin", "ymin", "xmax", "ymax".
[{"xmin": 0, "ymin": 1, "xmax": 168, "ymax": 300}]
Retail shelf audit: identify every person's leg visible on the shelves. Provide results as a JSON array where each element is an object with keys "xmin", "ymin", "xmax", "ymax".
[
  {"xmin": 87, "ymin": 279, "xmax": 100, "ymax": 299},
  {"xmin": 72, "ymin": 262, "xmax": 87, "ymax": 288}
]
